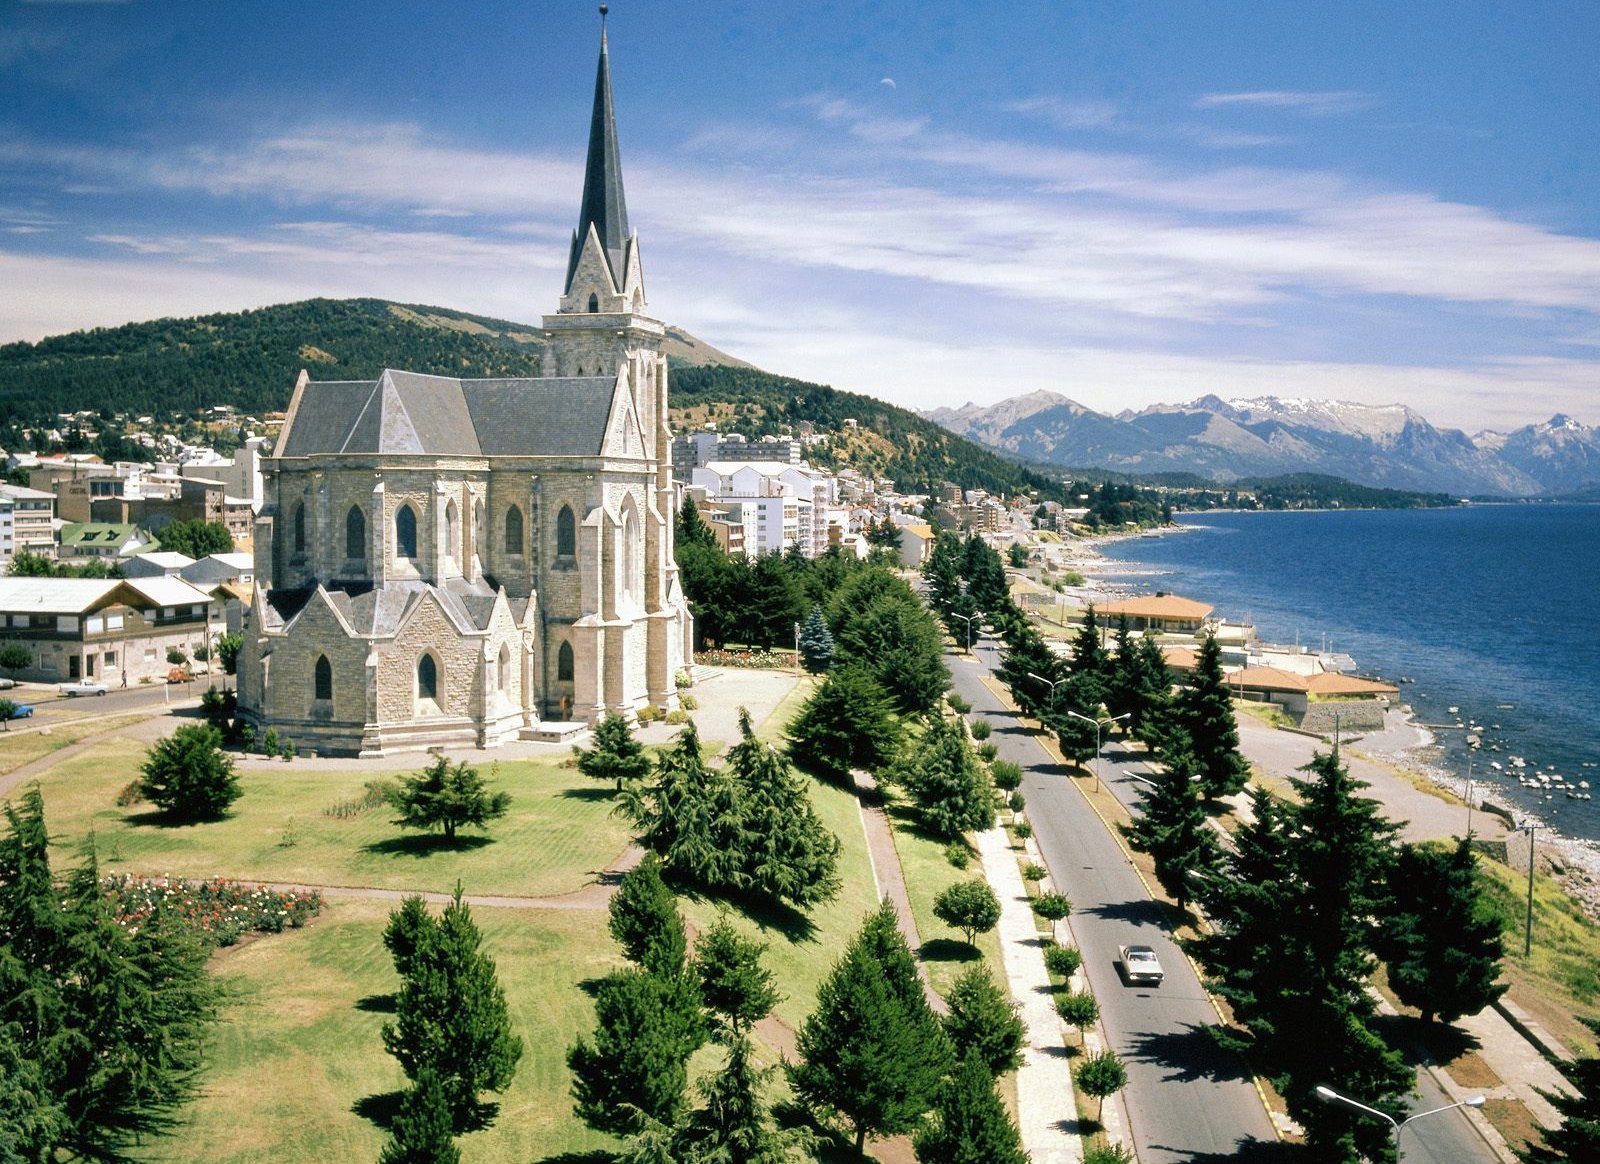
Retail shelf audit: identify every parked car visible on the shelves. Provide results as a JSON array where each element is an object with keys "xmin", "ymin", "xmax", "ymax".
[
  {"xmin": 2, "ymin": 703, "xmax": 34, "ymax": 720},
  {"xmin": 1118, "ymin": 944, "xmax": 1165, "ymax": 986},
  {"xmin": 58, "ymin": 680, "xmax": 109, "ymax": 697},
  {"xmin": 0, "ymin": 678, "xmax": 15, "ymax": 690}
]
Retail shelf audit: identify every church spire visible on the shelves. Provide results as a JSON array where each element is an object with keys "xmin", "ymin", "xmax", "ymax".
[{"xmin": 565, "ymin": 5, "xmax": 631, "ymax": 295}]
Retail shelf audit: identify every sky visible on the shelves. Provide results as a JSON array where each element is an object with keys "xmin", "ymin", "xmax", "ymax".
[{"xmin": 2, "ymin": 0, "xmax": 1598, "ymax": 432}]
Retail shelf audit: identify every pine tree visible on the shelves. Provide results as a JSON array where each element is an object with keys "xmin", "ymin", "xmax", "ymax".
[
  {"xmin": 786, "ymin": 667, "xmax": 903, "ymax": 783},
  {"xmin": 676, "ymin": 494, "xmax": 715, "ymax": 549},
  {"xmin": 1122, "ymin": 745, "xmax": 1222, "ymax": 911},
  {"xmin": 382, "ymin": 888, "xmax": 523, "ymax": 1125},
  {"xmin": 138, "ymin": 723, "xmax": 241, "ymax": 820},
  {"xmin": 387, "ymin": 756, "xmax": 511, "ymax": 842},
  {"xmin": 379, "ymin": 1067, "xmax": 461, "ymax": 1164},
  {"xmin": 568, "ymin": 966, "xmax": 707, "ymax": 1135},
  {"xmin": 383, "ymin": 895, "xmax": 436, "ymax": 981},
  {"xmin": 1069, "ymin": 604, "xmax": 1109, "ymax": 688},
  {"xmin": 677, "ymin": 1035, "xmax": 791, "ymax": 1164},
  {"xmin": 1379, "ymin": 839, "xmax": 1506, "ymax": 1025},
  {"xmin": 723, "ymin": 709, "xmax": 842, "ymax": 908},
  {"xmin": 995, "ymin": 623, "xmax": 1064, "ymax": 720},
  {"xmin": 1178, "ymin": 632, "xmax": 1249, "ymax": 801},
  {"xmin": 694, "ymin": 914, "xmax": 780, "ymax": 1036},
  {"xmin": 1519, "ymin": 1016, "xmax": 1600, "ymax": 1163},
  {"xmin": 618, "ymin": 722, "xmax": 745, "ymax": 894},
  {"xmin": 1105, "ymin": 612, "xmax": 1142, "ymax": 724},
  {"xmin": 913, "ymin": 1052, "xmax": 1028, "ymax": 1164},
  {"xmin": 941, "ymin": 966, "xmax": 1025, "ymax": 1076},
  {"xmin": 932, "ymin": 879, "xmax": 1002, "ymax": 946},
  {"xmin": 1133, "ymin": 631, "xmax": 1175, "ymax": 743},
  {"xmin": 890, "ymin": 716, "xmax": 995, "ymax": 838},
  {"xmin": 574, "ymin": 712, "xmax": 653, "ymax": 791},
  {"xmin": 1050, "ymin": 672, "xmax": 1104, "ymax": 767},
  {"xmin": 789, "ymin": 903, "xmax": 951, "ymax": 1153},
  {"xmin": 609, "ymin": 855, "xmax": 688, "ymax": 976},
  {"xmin": 797, "ymin": 604, "xmax": 835, "ymax": 673},
  {"xmin": 922, "ymin": 531, "xmax": 965, "ymax": 620},
  {"xmin": 832, "ymin": 587, "xmax": 949, "ymax": 715}
]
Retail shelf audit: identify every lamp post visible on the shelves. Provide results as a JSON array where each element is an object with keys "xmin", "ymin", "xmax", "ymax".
[
  {"xmin": 1465, "ymin": 755, "xmax": 1473, "ymax": 841},
  {"xmin": 793, "ymin": 621, "xmax": 801, "ymax": 676},
  {"xmin": 1522, "ymin": 822, "xmax": 1537, "ymax": 957},
  {"xmin": 950, "ymin": 610, "xmax": 983, "ymax": 654},
  {"xmin": 1314, "ymin": 1084, "xmax": 1484, "ymax": 1162},
  {"xmin": 1066, "ymin": 710, "xmax": 1131, "ymax": 793}
]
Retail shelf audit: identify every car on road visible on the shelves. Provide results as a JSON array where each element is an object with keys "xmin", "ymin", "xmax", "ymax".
[
  {"xmin": 2, "ymin": 703, "xmax": 35, "ymax": 721},
  {"xmin": 58, "ymin": 679, "xmax": 109, "ymax": 697},
  {"xmin": 1118, "ymin": 943, "xmax": 1165, "ymax": 986},
  {"xmin": 0, "ymin": 677, "xmax": 15, "ymax": 690}
]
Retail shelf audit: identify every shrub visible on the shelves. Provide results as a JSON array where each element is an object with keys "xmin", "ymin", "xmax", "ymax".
[
  {"xmin": 262, "ymin": 727, "xmax": 279, "ymax": 757},
  {"xmin": 238, "ymin": 722, "xmax": 256, "ymax": 754},
  {"xmin": 1031, "ymin": 891, "xmax": 1071, "ymax": 921},
  {"xmin": 139, "ymin": 723, "xmax": 241, "ymax": 821},
  {"xmin": 166, "ymin": 646, "xmax": 189, "ymax": 667},
  {"xmin": 1044, "ymin": 945, "xmax": 1082, "ymax": 979},
  {"xmin": 665, "ymin": 709, "xmax": 691, "ymax": 725},
  {"xmin": 281, "ymin": 739, "xmax": 296, "ymax": 762},
  {"xmin": 944, "ymin": 843, "xmax": 970, "ymax": 869},
  {"xmin": 325, "ymin": 780, "xmax": 398, "ymax": 819},
  {"xmin": 1022, "ymin": 862, "xmax": 1046, "ymax": 883},
  {"xmin": 635, "ymin": 704, "xmax": 664, "ymax": 724},
  {"xmin": 977, "ymin": 742, "xmax": 999, "ymax": 763},
  {"xmin": 1083, "ymin": 1145, "xmax": 1135, "ymax": 1164},
  {"xmin": 674, "ymin": 669, "xmax": 693, "ymax": 689},
  {"xmin": 1012, "ymin": 821, "xmax": 1033, "ymax": 840},
  {"xmin": 678, "ymin": 694, "xmax": 699, "ymax": 711},
  {"xmin": 969, "ymin": 719, "xmax": 993, "ymax": 741},
  {"xmin": 947, "ymin": 693, "xmax": 971, "ymax": 714},
  {"xmin": 1056, "ymin": 990, "xmax": 1099, "ymax": 1033},
  {"xmin": 1009, "ymin": 791, "xmax": 1025, "ymax": 813},
  {"xmin": 991, "ymin": 760, "xmax": 1023, "ymax": 792}
]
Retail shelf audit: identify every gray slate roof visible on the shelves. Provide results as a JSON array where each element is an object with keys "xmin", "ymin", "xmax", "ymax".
[
  {"xmin": 266, "ymin": 576, "xmax": 508, "ymax": 637},
  {"xmin": 278, "ymin": 370, "xmax": 617, "ymax": 458}
]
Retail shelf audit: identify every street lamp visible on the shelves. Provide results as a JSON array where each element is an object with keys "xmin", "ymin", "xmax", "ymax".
[
  {"xmin": 950, "ymin": 610, "xmax": 984, "ymax": 654},
  {"xmin": 793, "ymin": 621, "xmax": 802, "ymax": 676},
  {"xmin": 1066, "ymin": 710, "xmax": 1130, "ymax": 793},
  {"xmin": 1521, "ymin": 821, "xmax": 1537, "ymax": 957},
  {"xmin": 1026, "ymin": 671, "xmax": 1068, "ymax": 707},
  {"xmin": 1314, "ymin": 1084, "xmax": 1484, "ymax": 1162}
]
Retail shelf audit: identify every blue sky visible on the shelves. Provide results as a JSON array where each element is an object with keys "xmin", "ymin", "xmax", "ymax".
[{"xmin": 2, "ymin": 0, "xmax": 1597, "ymax": 430}]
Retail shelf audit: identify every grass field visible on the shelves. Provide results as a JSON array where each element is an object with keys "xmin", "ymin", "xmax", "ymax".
[
  {"xmin": 137, "ymin": 898, "xmax": 623, "ymax": 1164},
  {"xmin": 886, "ymin": 801, "xmax": 1004, "ymax": 998},
  {"xmin": 31, "ymin": 736, "xmax": 633, "ymax": 898},
  {"xmin": 0, "ymin": 713, "xmax": 150, "ymax": 777}
]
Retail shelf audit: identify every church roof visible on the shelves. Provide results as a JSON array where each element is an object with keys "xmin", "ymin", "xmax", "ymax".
[
  {"xmin": 278, "ymin": 370, "xmax": 619, "ymax": 458},
  {"xmin": 565, "ymin": 20, "xmax": 631, "ymax": 294}
]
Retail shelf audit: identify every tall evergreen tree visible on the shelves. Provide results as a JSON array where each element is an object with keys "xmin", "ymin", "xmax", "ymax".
[
  {"xmin": 609, "ymin": 855, "xmax": 688, "ymax": 976},
  {"xmin": 574, "ymin": 712, "xmax": 653, "ymax": 791},
  {"xmin": 797, "ymin": 604, "xmax": 835, "ymax": 673},
  {"xmin": 1069, "ymin": 604, "xmax": 1109, "ymax": 687},
  {"xmin": 1177, "ymin": 632, "xmax": 1249, "ymax": 801},
  {"xmin": 693, "ymin": 914, "xmax": 780, "ymax": 1037},
  {"xmin": 378, "ymin": 1067, "xmax": 461, "ymax": 1164},
  {"xmin": 1049, "ymin": 672, "xmax": 1104, "ymax": 767},
  {"xmin": 1378, "ymin": 839, "xmax": 1506, "ymax": 1025},
  {"xmin": 913, "ymin": 1052, "xmax": 1028, "ymax": 1164},
  {"xmin": 1519, "ymin": 1016, "xmax": 1600, "ymax": 1163},
  {"xmin": 1105, "ymin": 612, "xmax": 1141, "ymax": 723},
  {"xmin": 922, "ymin": 532, "xmax": 965, "ymax": 620},
  {"xmin": 941, "ymin": 966, "xmax": 1025, "ymax": 1077},
  {"xmin": 786, "ymin": 667, "xmax": 903, "ymax": 783},
  {"xmin": 676, "ymin": 1036, "xmax": 792, "ymax": 1164},
  {"xmin": 789, "ymin": 903, "xmax": 950, "ymax": 1153},
  {"xmin": 676, "ymin": 494, "xmax": 715, "ymax": 549},
  {"xmin": 1132, "ymin": 630, "xmax": 1175, "ymax": 742},
  {"xmin": 138, "ymin": 723, "xmax": 241, "ymax": 820},
  {"xmin": 618, "ymin": 722, "xmax": 743, "ymax": 895},
  {"xmin": 1122, "ymin": 746, "xmax": 1222, "ymax": 911},
  {"xmin": 832, "ymin": 588, "xmax": 948, "ymax": 715},
  {"xmin": 387, "ymin": 756, "xmax": 511, "ymax": 842},
  {"xmin": 995, "ymin": 624, "xmax": 1064, "ymax": 720},
  {"xmin": 568, "ymin": 966, "xmax": 707, "ymax": 1135},
  {"xmin": 724, "ymin": 709, "xmax": 842, "ymax": 908},
  {"xmin": 889, "ymin": 715, "xmax": 995, "ymax": 838}
]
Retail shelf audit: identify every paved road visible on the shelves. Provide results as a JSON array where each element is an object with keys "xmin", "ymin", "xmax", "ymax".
[
  {"xmin": 8, "ymin": 677, "xmax": 215, "ymax": 719},
  {"xmin": 953, "ymin": 644, "xmax": 1497, "ymax": 1164}
]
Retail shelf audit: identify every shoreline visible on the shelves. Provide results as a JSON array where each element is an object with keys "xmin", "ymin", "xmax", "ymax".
[{"xmin": 1057, "ymin": 526, "xmax": 1600, "ymax": 918}]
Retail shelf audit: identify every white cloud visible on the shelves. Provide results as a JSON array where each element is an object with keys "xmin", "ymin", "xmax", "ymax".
[
  {"xmin": 1195, "ymin": 90, "xmax": 1374, "ymax": 115},
  {"xmin": 1003, "ymin": 97, "xmax": 1120, "ymax": 130}
]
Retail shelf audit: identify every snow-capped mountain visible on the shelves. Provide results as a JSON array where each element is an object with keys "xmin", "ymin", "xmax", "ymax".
[{"xmin": 1478, "ymin": 414, "xmax": 1600, "ymax": 495}]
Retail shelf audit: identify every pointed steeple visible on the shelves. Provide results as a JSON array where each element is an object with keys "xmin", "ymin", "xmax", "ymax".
[{"xmin": 565, "ymin": 6, "xmax": 631, "ymax": 295}]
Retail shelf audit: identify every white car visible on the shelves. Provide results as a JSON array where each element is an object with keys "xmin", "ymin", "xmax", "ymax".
[
  {"xmin": 1119, "ymin": 944, "xmax": 1165, "ymax": 986},
  {"xmin": 0, "ymin": 678, "xmax": 14, "ymax": 690},
  {"xmin": 58, "ymin": 679, "xmax": 109, "ymax": 697}
]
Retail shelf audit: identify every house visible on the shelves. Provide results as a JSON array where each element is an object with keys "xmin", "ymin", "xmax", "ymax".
[
  {"xmin": 1093, "ymin": 594, "xmax": 1214, "ymax": 636},
  {"xmin": 180, "ymin": 551, "xmax": 255, "ymax": 588},
  {"xmin": 0, "ymin": 485, "xmax": 56, "ymax": 566},
  {"xmin": 123, "ymin": 551, "xmax": 198, "ymax": 578},
  {"xmin": 897, "ymin": 523, "xmax": 936, "ymax": 569},
  {"xmin": 57, "ymin": 523, "xmax": 157, "ymax": 562}
]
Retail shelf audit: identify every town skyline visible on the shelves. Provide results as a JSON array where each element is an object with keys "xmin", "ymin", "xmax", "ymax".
[{"xmin": 3, "ymin": 0, "xmax": 1598, "ymax": 430}]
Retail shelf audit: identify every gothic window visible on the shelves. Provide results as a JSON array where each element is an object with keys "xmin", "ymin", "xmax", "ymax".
[
  {"xmin": 504, "ymin": 505, "xmax": 524, "ymax": 554},
  {"xmin": 314, "ymin": 655, "xmax": 332, "ymax": 701},
  {"xmin": 497, "ymin": 644, "xmax": 511, "ymax": 693},
  {"xmin": 445, "ymin": 499, "xmax": 459, "ymax": 562},
  {"xmin": 588, "ymin": 292, "xmax": 599, "ymax": 313},
  {"xmin": 620, "ymin": 500, "xmax": 639, "ymax": 606},
  {"xmin": 293, "ymin": 503, "xmax": 306, "ymax": 554},
  {"xmin": 473, "ymin": 500, "xmax": 484, "ymax": 562},
  {"xmin": 557, "ymin": 641, "xmax": 574, "ymax": 682},
  {"xmin": 396, "ymin": 504, "xmax": 418, "ymax": 559},
  {"xmin": 556, "ymin": 504, "xmax": 576, "ymax": 558},
  {"xmin": 417, "ymin": 653, "xmax": 438, "ymax": 701},
  {"xmin": 345, "ymin": 506, "xmax": 366, "ymax": 560}
]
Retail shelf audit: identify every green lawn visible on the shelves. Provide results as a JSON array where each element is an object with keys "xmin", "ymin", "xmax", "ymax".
[
  {"xmin": 0, "ymin": 713, "xmax": 149, "ymax": 777},
  {"xmin": 886, "ymin": 802, "xmax": 1004, "ymax": 999},
  {"xmin": 32, "ymin": 737, "xmax": 633, "ymax": 898},
  {"xmin": 138, "ymin": 898, "xmax": 623, "ymax": 1164}
]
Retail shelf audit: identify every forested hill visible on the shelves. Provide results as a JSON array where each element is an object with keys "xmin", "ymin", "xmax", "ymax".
[
  {"xmin": 0, "ymin": 297, "xmax": 747, "ymax": 426},
  {"xmin": 670, "ymin": 364, "xmax": 1078, "ymax": 503}
]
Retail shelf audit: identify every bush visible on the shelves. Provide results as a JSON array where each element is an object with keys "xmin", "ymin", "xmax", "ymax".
[
  {"xmin": 115, "ymin": 779, "xmax": 144, "ymax": 807},
  {"xmin": 635, "ymin": 705, "xmax": 663, "ymax": 723},
  {"xmin": 262, "ymin": 727, "xmax": 279, "ymax": 757},
  {"xmin": 991, "ymin": 760, "xmax": 1023, "ymax": 792},
  {"xmin": 674, "ymin": 669, "xmax": 693, "ymax": 689},
  {"xmin": 238, "ymin": 722, "xmax": 256, "ymax": 754},
  {"xmin": 281, "ymin": 738, "xmax": 296, "ymax": 762},
  {"xmin": 139, "ymin": 723, "xmax": 242, "ymax": 821},
  {"xmin": 947, "ymin": 693, "xmax": 971, "ymax": 714},
  {"xmin": 325, "ymin": 780, "xmax": 398, "ymax": 819},
  {"xmin": 1012, "ymin": 821, "xmax": 1033, "ymax": 840},
  {"xmin": 1044, "ymin": 945, "xmax": 1082, "ymax": 979},
  {"xmin": 678, "ymin": 694, "xmax": 699, "ymax": 711},
  {"xmin": 1009, "ymin": 791, "xmax": 1025, "ymax": 813},
  {"xmin": 166, "ymin": 646, "xmax": 189, "ymax": 667},
  {"xmin": 664, "ymin": 709, "xmax": 691, "ymax": 725},
  {"xmin": 1083, "ymin": 1145, "xmax": 1135, "ymax": 1164},
  {"xmin": 944, "ymin": 843, "xmax": 970, "ymax": 869},
  {"xmin": 1056, "ymin": 989, "xmax": 1099, "ymax": 1032},
  {"xmin": 934, "ymin": 879, "xmax": 1002, "ymax": 945},
  {"xmin": 1031, "ymin": 891, "xmax": 1071, "ymax": 921},
  {"xmin": 977, "ymin": 742, "xmax": 999, "ymax": 763},
  {"xmin": 1022, "ymin": 862, "xmax": 1046, "ymax": 883},
  {"xmin": 969, "ymin": 719, "xmax": 993, "ymax": 741}
]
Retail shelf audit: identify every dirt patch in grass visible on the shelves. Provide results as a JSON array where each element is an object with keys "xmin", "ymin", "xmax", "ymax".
[{"xmin": 1483, "ymin": 1097, "xmax": 1543, "ymax": 1158}]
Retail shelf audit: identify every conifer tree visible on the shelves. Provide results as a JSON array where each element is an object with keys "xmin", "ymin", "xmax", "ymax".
[
  {"xmin": 724, "ymin": 709, "xmax": 842, "ymax": 908},
  {"xmin": 387, "ymin": 756, "xmax": 511, "ymax": 842},
  {"xmin": 618, "ymin": 722, "xmax": 744, "ymax": 894},
  {"xmin": 789, "ymin": 902, "xmax": 951, "ymax": 1153},
  {"xmin": 913, "ymin": 1052, "xmax": 1028, "ymax": 1164},
  {"xmin": 138, "ymin": 722, "xmax": 241, "ymax": 820},
  {"xmin": 1105, "ymin": 612, "xmax": 1142, "ymax": 724},
  {"xmin": 676, "ymin": 494, "xmax": 715, "ymax": 549},
  {"xmin": 797, "ymin": 604, "xmax": 835, "ymax": 673},
  {"xmin": 941, "ymin": 966, "xmax": 1025, "ymax": 1077},
  {"xmin": 379, "ymin": 1067, "xmax": 461, "ymax": 1164},
  {"xmin": 1069, "ymin": 604, "xmax": 1109, "ymax": 686},
  {"xmin": 676, "ymin": 1035, "xmax": 792, "ymax": 1164},
  {"xmin": 694, "ymin": 914, "xmax": 780, "ymax": 1037},
  {"xmin": 1050, "ymin": 673, "xmax": 1104, "ymax": 767},
  {"xmin": 1177, "ymin": 632, "xmax": 1249, "ymax": 801},
  {"xmin": 1518, "ymin": 1016, "xmax": 1600, "ymax": 1163},
  {"xmin": 1133, "ymin": 630, "xmax": 1175, "ymax": 742},
  {"xmin": 922, "ymin": 532, "xmax": 965, "ymax": 620},
  {"xmin": 961, "ymin": 534, "xmax": 1010, "ymax": 615},
  {"xmin": 609, "ymin": 855, "xmax": 688, "ymax": 975},
  {"xmin": 383, "ymin": 894, "xmax": 436, "ymax": 981},
  {"xmin": 1379, "ymin": 838, "xmax": 1506, "ymax": 1025},
  {"xmin": 786, "ymin": 667, "xmax": 903, "ymax": 783},
  {"xmin": 574, "ymin": 712, "xmax": 653, "ymax": 791},
  {"xmin": 890, "ymin": 715, "xmax": 995, "ymax": 838},
  {"xmin": 832, "ymin": 588, "xmax": 948, "ymax": 715},
  {"xmin": 568, "ymin": 966, "xmax": 707, "ymax": 1135},
  {"xmin": 1122, "ymin": 746, "xmax": 1222, "ymax": 911},
  {"xmin": 995, "ymin": 623, "xmax": 1063, "ymax": 719}
]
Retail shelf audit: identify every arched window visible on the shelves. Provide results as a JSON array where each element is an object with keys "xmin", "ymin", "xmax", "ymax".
[
  {"xmin": 587, "ymin": 292, "xmax": 599, "ymax": 313},
  {"xmin": 417, "ymin": 653, "xmax": 438, "ymax": 701},
  {"xmin": 504, "ymin": 505, "xmax": 524, "ymax": 555},
  {"xmin": 396, "ymin": 504, "xmax": 418, "ymax": 558},
  {"xmin": 314, "ymin": 655, "xmax": 332, "ymax": 701},
  {"xmin": 345, "ymin": 506, "xmax": 366, "ymax": 560},
  {"xmin": 473, "ymin": 500, "xmax": 484, "ymax": 561},
  {"xmin": 556, "ymin": 504, "xmax": 576, "ymax": 558},
  {"xmin": 557, "ymin": 641, "xmax": 574, "ymax": 682},
  {"xmin": 497, "ymin": 644, "xmax": 511, "ymax": 693},
  {"xmin": 445, "ymin": 499, "xmax": 459, "ymax": 562},
  {"xmin": 293, "ymin": 503, "xmax": 306, "ymax": 553},
  {"xmin": 620, "ymin": 501, "xmax": 639, "ymax": 605}
]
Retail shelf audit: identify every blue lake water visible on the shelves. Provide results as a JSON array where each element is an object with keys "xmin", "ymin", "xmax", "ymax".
[{"xmin": 1095, "ymin": 504, "xmax": 1600, "ymax": 841}]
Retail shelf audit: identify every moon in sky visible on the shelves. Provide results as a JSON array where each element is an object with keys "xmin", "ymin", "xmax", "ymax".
[{"xmin": 880, "ymin": 77, "xmax": 896, "ymax": 89}]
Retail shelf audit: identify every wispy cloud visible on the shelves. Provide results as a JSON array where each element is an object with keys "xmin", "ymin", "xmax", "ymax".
[
  {"xmin": 1003, "ymin": 97, "xmax": 1120, "ymax": 131},
  {"xmin": 1195, "ymin": 90, "xmax": 1374, "ymax": 115}
]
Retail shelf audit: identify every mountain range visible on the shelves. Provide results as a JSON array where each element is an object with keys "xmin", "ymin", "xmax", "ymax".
[{"xmin": 925, "ymin": 392, "xmax": 1600, "ymax": 497}]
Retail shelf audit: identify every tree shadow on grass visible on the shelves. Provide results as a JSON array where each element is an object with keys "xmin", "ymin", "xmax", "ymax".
[
  {"xmin": 122, "ymin": 809, "xmax": 224, "ymax": 829},
  {"xmin": 919, "ymin": 937, "xmax": 981, "ymax": 964},
  {"xmin": 354, "ymin": 993, "xmax": 396, "ymax": 1014},
  {"xmin": 532, "ymin": 1153, "xmax": 616, "ymax": 1164},
  {"xmin": 352, "ymin": 1089, "xmax": 405, "ymax": 1132},
  {"xmin": 360, "ymin": 833, "xmax": 496, "ymax": 858},
  {"xmin": 672, "ymin": 881, "xmax": 818, "ymax": 944},
  {"xmin": 559, "ymin": 787, "xmax": 616, "ymax": 802}
]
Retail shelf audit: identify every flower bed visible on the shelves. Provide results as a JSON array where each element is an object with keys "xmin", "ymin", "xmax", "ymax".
[
  {"xmin": 696, "ymin": 648, "xmax": 796, "ymax": 670},
  {"xmin": 103, "ymin": 875, "xmax": 322, "ymax": 948}
]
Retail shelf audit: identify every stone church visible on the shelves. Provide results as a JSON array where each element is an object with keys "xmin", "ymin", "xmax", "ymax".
[{"xmin": 237, "ymin": 23, "xmax": 692, "ymax": 755}]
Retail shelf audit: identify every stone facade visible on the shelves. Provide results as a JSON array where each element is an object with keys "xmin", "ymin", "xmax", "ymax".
[{"xmin": 235, "ymin": 25, "xmax": 692, "ymax": 756}]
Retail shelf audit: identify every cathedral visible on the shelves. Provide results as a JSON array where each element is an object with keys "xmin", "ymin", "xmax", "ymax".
[{"xmin": 236, "ymin": 21, "xmax": 692, "ymax": 756}]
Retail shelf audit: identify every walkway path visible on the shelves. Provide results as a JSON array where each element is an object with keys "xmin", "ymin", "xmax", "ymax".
[{"xmin": 850, "ymin": 770, "xmax": 945, "ymax": 1014}]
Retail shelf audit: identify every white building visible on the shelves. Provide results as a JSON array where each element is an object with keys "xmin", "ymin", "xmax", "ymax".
[{"xmin": 688, "ymin": 460, "xmax": 835, "ymax": 557}]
